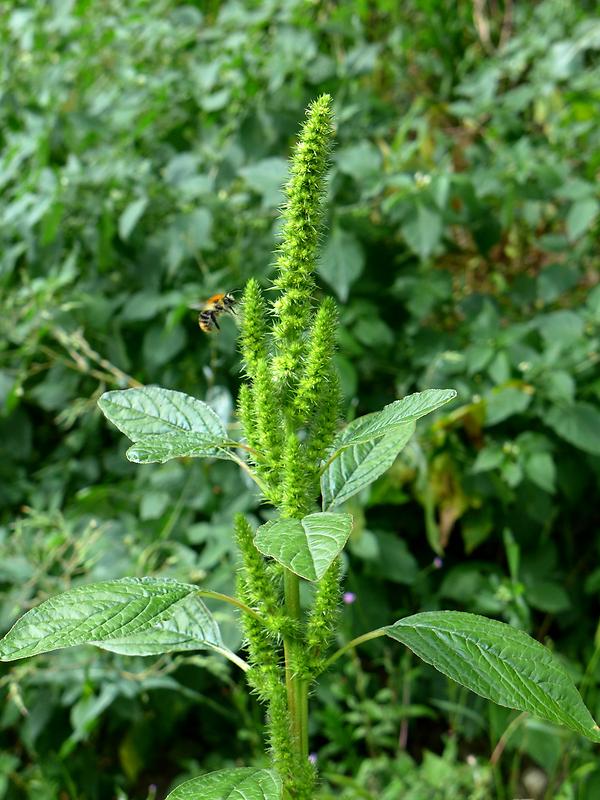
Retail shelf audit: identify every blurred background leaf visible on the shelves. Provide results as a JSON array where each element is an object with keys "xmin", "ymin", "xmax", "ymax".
[{"xmin": 1, "ymin": 0, "xmax": 599, "ymax": 798}]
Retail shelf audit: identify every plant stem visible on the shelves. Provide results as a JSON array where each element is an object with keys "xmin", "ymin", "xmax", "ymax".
[
  {"xmin": 195, "ymin": 589, "xmax": 265, "ymax": 623},
  {"xmin": 225, "ymin": 451, "xmax": 270, "ymax": 495},
  {"xmin": 322, "ymin": 628, "xmax": 387, "ymax": 671},
  {"xmin": 283, "ymin": 568, "xmax": 308, "ymax": 759},
  {"xmin": 212, "ymin": 645, "xmax": 250, "ymax": 673}
]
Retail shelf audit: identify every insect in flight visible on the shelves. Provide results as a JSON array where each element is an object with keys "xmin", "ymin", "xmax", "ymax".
[{"xmin": 196, "ymin": 292, "xmax": 237, "ymax": 333}]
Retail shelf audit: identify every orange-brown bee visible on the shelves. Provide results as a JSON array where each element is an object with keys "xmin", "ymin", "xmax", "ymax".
[{"xmin": 197, "ymin": 292, "xmax": 236, "ymax": 333}]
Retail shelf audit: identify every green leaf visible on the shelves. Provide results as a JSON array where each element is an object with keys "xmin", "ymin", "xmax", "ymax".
[
  {"xmin": 239, "ymin": 157, "xmax": 289, "ymax": 207},
  {"xmin": 126, "ymin": 431, "xmax": 234, "ymax": 464},
  {"xmin": 321, "ymin": 421, "xmax": 415, "ymax": 510},
  {"xmin": 320, "ymin": 389, "xmax": 455, "ymax": 510},
  {"xmin": 118, "ymin": 197, "xmax": 148, "ymax": 241},
  {"xmin": 537, "ymin": 310, "xmax": 584, "ymax": 350},
  {"xmin": 142, "ymin": 324, "xmax": 187, "ymax": 370},
  {"xmin": 471, "ymin": 445, "xmax": 504, "ymax": 473},
  {"xmin": 318, "ymin": 225, "xmax": 365, "ymax": 303},
  {"xmin": 545, "ymin": 402, "xmax": 600, "ymax": 456},
  {"xmin": 336, "ymin": 141, "xmax": 382, "ymax": 186},
  {"xmin": 369, "ymin": 531, "xmax": 418, "ymax": 585},
  {"xmin": 0, "ymin": 577, "xmax": 225, "ymax": 660},
  {"xmin": 333, "ymin": 389, "xmax": 456, "ymax": 448},
  {"xmin": 525, "ymin": 452, "xmax": 556, "ymax": 493},
  {"xmin": 402, "ymin": 203, "xmax": 443, "ymax": 260},
  {"xmin": 386, "ymin": 611, "xmax": 600, "ymax": 742},
  {"xmin": 566, "ymin": 197, "xmax": 599, "ymax": 241},
  {"xmin": 254, "ymin": 512, "xmax": 353, "ymax": 581},
  {"xmin": 537, "ymin": 264, "xmax": 580, "ymax": 304},
  {"xmin": 484, "ymin": 387, "xmax": 531, "ymax": 426},
  {"xmin": 165, "ymin": 768, "xmax": 282, "ymax": 800},
  {"xmin": 525, "ymin": 579, "xmax": 571, "ymax": 614},
  {"xmin": 98, "ymin": 387, "xmax": 228, "ymax": 458}
]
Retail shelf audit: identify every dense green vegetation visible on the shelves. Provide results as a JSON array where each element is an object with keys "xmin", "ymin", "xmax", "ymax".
[{"xmin": 1, "ymin": 1, "xmax": 599, "ymax": 798}]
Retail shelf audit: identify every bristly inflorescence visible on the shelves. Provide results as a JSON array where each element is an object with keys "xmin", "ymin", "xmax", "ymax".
[
  {"xmin": 271, "ymin": 94, "xmax": 334, "ymax": 388},
  {"xmin": 235, "ymin": 95, "xmax": 340, "ymax": 799},
  {"xmin": 238, "ymin": 94, "xmax": 338, "ymax": 511}
]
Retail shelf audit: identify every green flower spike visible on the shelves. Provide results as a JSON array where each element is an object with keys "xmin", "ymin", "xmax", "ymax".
[
  {"xmin": 293, "ymin": 296, "xmax": 339, "ymax": 422},
  {"xmin": 271, "ymin": 94, "xmax": 334, "ymax": 388}
]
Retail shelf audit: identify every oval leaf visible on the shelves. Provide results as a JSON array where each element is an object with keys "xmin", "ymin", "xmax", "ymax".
[
  {"xmin": 318, "ymin": 225, "xmax": 365, "ymax": 303},
  {"xmin": 98, "ymin": 386, "xmax": 226, "ymax": 444},
  {"xmin": 0, "ymin": 577, "xmax": 225, "ymax": 660},
  {"xmin": 402, "ymin": 203, "xmax": 443, "ymax": 260},
  {"xmin": 387, "ymin": 611, "xmax": 600, "ymax": 742},
  {"xmin": 254, "ymin": 512, "xmax": 353, "ymax": 581},
  {"xmin": 321, "ymin": 421, "xmax": 415, "ymax": 510},
  {"xmin": 545, "ymin": 402, "xmax": 600, "ymax": 456},
  {"xmin": 126, "ymin": 431, "xmax": 234, "ymax": 464},
  {"xmin": 335, "ymin": 389, "xmax": 456, "ymax": 448},
  {"xmin": 166, "ymin": 768, "xmax": 282, "ymax": 800},
  {"xmin": 118, "ymin": 197, "xmax": 148, "ymax": 241}
]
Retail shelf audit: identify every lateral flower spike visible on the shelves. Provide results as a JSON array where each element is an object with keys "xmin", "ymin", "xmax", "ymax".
[
  {"xmin": 240, "ymin": 278, "xmax": 269, "ymax": 383},
  {"xmin": 272, "ymin": 94, "xmax": 334, "ymax": 385},
  {"xmin": 293, "ymin": 296, "xmax": 338, "ymax": 421}
]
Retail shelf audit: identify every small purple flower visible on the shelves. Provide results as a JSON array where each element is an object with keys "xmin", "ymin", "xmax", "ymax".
[
  {"xmin": 433, "ymin": 557, "xmax": 443, "ymax": 570},
  {"xmin": 308, "ymin": 753, "xmax": 318, "ymax": 765},
  {"xmin": 343, "ymin": 591, "xmax": 357, "ymax": 605}
]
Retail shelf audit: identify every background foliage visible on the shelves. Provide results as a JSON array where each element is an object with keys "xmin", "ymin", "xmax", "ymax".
[{"xmin": 1, "ymin": 0, "xmax": 599, "ymax": 798}]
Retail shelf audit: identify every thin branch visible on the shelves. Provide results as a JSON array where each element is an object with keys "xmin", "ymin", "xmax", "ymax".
[
  {"xmin": 223, "ymin": 439, "xmax": 262, "ymax": 458},
  {"xmin": 211, "ymin": 645, "xmax": 250, "ymax": 673},
  {"xmin": 195, "ymin": 589, "xmax": 266, "ymax": 624},
  {"xmin": 489, "ymin": 711, "xmax": 528, "ymax": 766},
  {"xmin": 226, "ymin": 451, "xmax": 269, "ymax": 495},
  {"xmin": 322, "ymin": 628, "xmax": 387, "ymax": 671}
]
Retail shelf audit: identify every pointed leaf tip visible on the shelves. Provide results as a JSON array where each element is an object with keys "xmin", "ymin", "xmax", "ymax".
[
  {"xmin": 98, "ymin": 386, "xmax": 233, "ymax": 463},
  {"xmin": 321, "ymin": 388, "xmax": 456, "ymax": 509},
  {"xmin": 0, "ymin": 577, "xmax": 225, "ymax": 661},
  {"xmin": 387, "ymin": 611, "xmax": 600, "ymax": 742},
  {"xmin": 254, "ymin": 512, "xmax": 353, "ymax": 581},
  {"xmin": 98, "ymin": 386, "xmax": 226, "ymax": 442}
]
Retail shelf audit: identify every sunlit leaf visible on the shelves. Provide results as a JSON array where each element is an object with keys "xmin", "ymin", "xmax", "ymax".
[
  {"xmin": 333, "ymin": 389, "xmax": 457, "ymax": 449},
  {"xmin": 126, "ymin": 431, "xmax": 234, "ymax": 464},
  {"xmin": 98, "ymin": 387, "xmax": 229, "ymax": 461},
  {"xmin": 321, "ymin": 389, "xmax": 455, "ymax": 509},
  {"xmin": 254, "ymin": 512, "xmax": 353, "ymax": 581},
  {"xmin": 165, "ymin": 768, "xmax": 282, "ymax": 800},
  {"xmin": 387, "ymin": 611, "xmax": 600, "ymax": 742},
  {"xmin": 0, "ymin": 578, "xmax": 226, "ymax": 660},
  {"xmin": 321, "ymin": 421, "xmax": 415, "ymax": 510}
]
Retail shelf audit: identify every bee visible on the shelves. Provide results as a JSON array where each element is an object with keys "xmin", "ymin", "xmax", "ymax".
[{"xmin": 196, "ymin": 292, "xmax": 237, "ymax": 333}]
